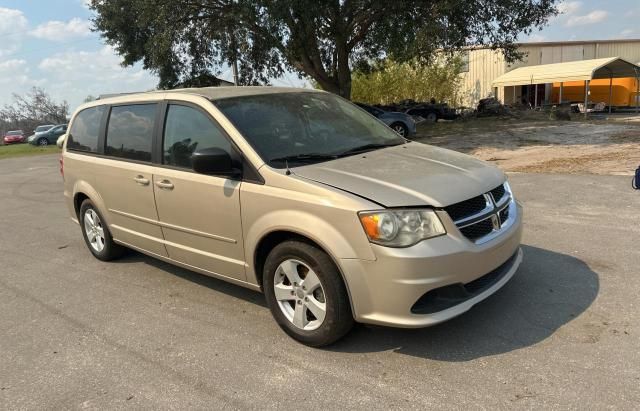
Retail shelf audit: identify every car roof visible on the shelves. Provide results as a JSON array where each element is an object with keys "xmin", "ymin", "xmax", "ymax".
[{"xmin": 95, "ymin": 86, "xmax": 320, "ymax": 104}]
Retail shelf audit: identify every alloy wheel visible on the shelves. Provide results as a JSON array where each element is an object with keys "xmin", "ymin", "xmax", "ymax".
[
  {"xmin": 273, "ymin": 259, "xmax": 326, "ymax": 330},
  {"xmin": 393, "ymin": 124, "xmax": 406, "ymax": 136},
  {"xmin": 83, "ymin": 209, "xmax": 105, "ymax": 252}
]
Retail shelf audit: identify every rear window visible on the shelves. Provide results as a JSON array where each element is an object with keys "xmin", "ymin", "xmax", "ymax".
[
  {"xmin": 7, "ymin": 130, "xmax": 22, "ymax": 135},
  {"xmin": 67, "ymin": 106, "xmax": 105, "ymax": 152},
  {"xmin": 105, "ymin": 104, "xmax": 156, "ymax": 162}
]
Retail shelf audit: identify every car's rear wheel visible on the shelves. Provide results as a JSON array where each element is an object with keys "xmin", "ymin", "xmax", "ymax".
[
  {"xmin": 79, "ymin": 199, "xmax": 125, "ymax": 261},
  {"xmin": 37, "ymin": 138, "xmax": 49, "ymax": 146},
  {"xmin": 263, "ymin": 240, "xmax": 353, "ymax": 347},
  {"xmin": 390, "ymin": 122, "xmax": 409, "ymax": 137}
]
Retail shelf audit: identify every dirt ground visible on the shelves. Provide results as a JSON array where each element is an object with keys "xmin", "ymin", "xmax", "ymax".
[{"xmin": 414, "ymin": 114, "xmax": 640, "ymax": 175}]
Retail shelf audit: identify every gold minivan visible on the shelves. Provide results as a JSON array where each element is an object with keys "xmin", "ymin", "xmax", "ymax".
[{"xmin": 61, "ymin": 87, "xmax": 523, "ymax": 346}]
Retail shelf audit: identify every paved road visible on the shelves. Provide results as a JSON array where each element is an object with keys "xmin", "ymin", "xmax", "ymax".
[{"xmin": 1, "ymin": 154, "xmax": 638, "ymax": 409}]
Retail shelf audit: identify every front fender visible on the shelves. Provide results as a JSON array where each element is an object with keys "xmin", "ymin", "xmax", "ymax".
[{"xmin": 244, "ymin": 208, "xmax": 375, "ymax": 282}]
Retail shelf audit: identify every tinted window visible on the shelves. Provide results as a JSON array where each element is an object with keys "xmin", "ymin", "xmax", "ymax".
[
  {"xmin": 105, "ymin": 104, "xmax": 156, "ymax": 162},
  {"xmin": 67, "ymin": 106, "xmax": 105, "ymax": 152},
  {"xmin": 163, "ymin": 104, "xmax": 231, "ymax": 169}
]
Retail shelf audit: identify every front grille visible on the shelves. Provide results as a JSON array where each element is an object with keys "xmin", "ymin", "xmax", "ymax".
[
  {"xmin": 443, "ymin": 195, "xmax": 486, "ymax": 221},
  {"xmin": 444, "ymin": 183, "xmax": 513, "ymax": 243},
  {"xmin": 499, "ymin": 207, "xmax": 509, "ymax": 223},
  {"xmin": 490, "ymin": 185, "xmax": 506, "ymax": 203},
  {"xmin": 459, "ymin": 218, "xmax": 493, "ymax": 240}
]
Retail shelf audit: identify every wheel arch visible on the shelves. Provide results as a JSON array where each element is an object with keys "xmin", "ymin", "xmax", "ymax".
[
  {"xmin": 72, "ymin": 181, "xmax": 110, "ymax": 226},
  {"xmin": 252, "ymin": 229, "xmax": 357, "ymax": 317}
]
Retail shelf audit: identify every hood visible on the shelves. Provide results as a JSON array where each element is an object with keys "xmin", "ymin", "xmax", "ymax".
[{"xmin": 291, "ymin": 142, "xmax": 505, "ymax": 207}]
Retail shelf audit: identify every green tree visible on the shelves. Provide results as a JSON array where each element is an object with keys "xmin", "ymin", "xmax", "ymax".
[
  {"xmin": 351, "ymin": 58, "xmax": 464, "ymax": 106},
  {"xmin": 0, "ymin": 87, "xmax": 69, "ymax": 135},
  {"xmin": 90, "ymin": 0, "xmax": 559, "ymax": 99}
]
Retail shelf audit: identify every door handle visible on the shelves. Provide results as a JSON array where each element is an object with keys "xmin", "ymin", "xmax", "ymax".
[
  {"xmin": 133, "ymin": 175, "xmax": 150, "ymax": 185},
  {"xmin": 155, "ymin": 179, "xmax": 174, "ymax": 190}
]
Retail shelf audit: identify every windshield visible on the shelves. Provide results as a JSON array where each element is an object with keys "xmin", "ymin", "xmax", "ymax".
[
  {"xmin": 7, "ymin": 131, "xmax": 22, "ymax": 135},
  {"xmin": 35, "ymin": 125, "xmax": 52, "ymax": 132},
  {"xmin": 213, "ymin": 92, "xmax": 404, "ymax": 168}
]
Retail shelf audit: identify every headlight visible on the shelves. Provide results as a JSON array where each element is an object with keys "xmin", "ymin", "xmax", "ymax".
[{"xmin": 358, "ymin": 209, "xmax": 446, "ymax": 247}]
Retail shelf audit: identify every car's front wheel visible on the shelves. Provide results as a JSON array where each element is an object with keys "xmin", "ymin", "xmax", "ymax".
[
  {"xmin": 37, "ymin": 138, "xmax": 49, "ymax": 146},
  {"xmin": 263, "ymin": 240, "xmax": 354, "ymax": 347},
  {"xmin": 390, "ymin": 122, "xmax": 409, "ymax": 137},
  {"xmin": 79, "ymin": 199, "xmax": 125, "ymax": 261}
]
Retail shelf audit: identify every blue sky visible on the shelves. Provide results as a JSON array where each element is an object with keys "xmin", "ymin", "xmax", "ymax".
[{"xmin": 0, "ymin": 0, "xmax": 638, "ymax": 110}]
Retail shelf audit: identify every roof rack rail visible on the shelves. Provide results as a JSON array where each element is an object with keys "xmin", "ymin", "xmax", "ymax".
[{"xmin": 96, "ymin": 91, "xmax": 149, "ymax": 100}]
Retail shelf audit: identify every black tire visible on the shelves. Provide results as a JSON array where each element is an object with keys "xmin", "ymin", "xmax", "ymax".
[
  {"xmin": 37, "ymin": 138, "xmax": 49, "ymax": 146},
  {"xmin": 79, "ymin": 199, "xmax": 125, "ymax": 261},
  {"xmin": 263, "ymin": 240, "xmax": 354, "ymax": 347},
  {"xmin": 390, "ymin": 122, "xmax": 409, "ymax": 137},
  {"xmin": 425, "ymin": 112, "xmax": 438, "ymax": 122}
]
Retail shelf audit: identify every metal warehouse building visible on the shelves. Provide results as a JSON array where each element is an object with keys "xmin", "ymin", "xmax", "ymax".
[{"xmin": 459, "ymin": 39, "xmax": 640, "ymax": 108}]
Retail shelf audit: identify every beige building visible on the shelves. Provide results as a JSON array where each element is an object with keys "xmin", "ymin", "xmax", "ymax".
[{"xmin": 459, "ymin": 39, "xmax": 640, "ymax": 107}]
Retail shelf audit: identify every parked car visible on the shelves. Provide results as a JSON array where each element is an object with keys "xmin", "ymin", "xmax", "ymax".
[
  {"xmin": 29, "ymin": 124, "xmax": 67, "ymax": 146},
  {"xmin": 62, "ymin": 87, "xmax": 522, "ymax": 346},
  {"xmin": 355, "ymin": 103, "xmax": 416, "ymax": 137},
  {"xmin": 3, "ymin": 130, "xmax": 25, "ymax": 144},
  {"xmin": 26, "ymin": 124, "xmax": 56, "ymax": 144},
  {"xmin": 406, "ymin": 103, "xmax": 459, "ymax": 122}
]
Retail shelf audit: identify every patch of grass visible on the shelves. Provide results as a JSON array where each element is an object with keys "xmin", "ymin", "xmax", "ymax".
[{"xmin": 0, "ymin": 143, "xmax": 60, "ymax": 159}]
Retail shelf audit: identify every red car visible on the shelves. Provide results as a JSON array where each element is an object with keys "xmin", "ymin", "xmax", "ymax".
[{"xmin": 3, "ymin": 130, "xmax": 25, "ymax": 144}]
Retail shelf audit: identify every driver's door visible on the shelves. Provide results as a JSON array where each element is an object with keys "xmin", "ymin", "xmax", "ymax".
[{"xmin": 152, "ymin": 103, "xmax": 246, "ymax": 281}]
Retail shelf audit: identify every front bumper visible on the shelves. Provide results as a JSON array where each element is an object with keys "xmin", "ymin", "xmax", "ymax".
[{"xmin": 339, "ymin": 202, "xmax": 523, "ymax": 328}]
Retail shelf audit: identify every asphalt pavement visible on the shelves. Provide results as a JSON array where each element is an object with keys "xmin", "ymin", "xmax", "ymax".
[{"xmin": 0, "ymin": 154, "xmax": 638, "ymax": 409}]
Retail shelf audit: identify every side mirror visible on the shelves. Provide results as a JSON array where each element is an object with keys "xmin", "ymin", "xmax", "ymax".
[
  {"xmin": 56, "ymin": 134, "xmax": 67, "ymax": 149},
  {"xmin": 192, "ymin": 147, "xmax": 240, "ymax": 177}
]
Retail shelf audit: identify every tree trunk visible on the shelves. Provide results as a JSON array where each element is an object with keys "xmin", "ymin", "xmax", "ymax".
[
  {"xmin": 304, "ymin": 56, "xmax": 352, "ymax": 98},
  {"xmin": 306, "ymin": 71, "xmax": 352, "ymax": 100}
]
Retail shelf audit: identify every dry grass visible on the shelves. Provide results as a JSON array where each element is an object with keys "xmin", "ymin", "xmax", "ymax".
[{"xmin": 414, "ymin": 115, "xmax": 640, "ymax": 175}]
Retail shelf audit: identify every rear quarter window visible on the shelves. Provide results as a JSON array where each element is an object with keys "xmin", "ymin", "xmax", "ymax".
[
  {"xmin": 105, "ymin": 104, "xmax": 156, "ymax": 162},
  {"xmin": 67, "ymin": 106, "xmax": 106, "ymax": 152}
]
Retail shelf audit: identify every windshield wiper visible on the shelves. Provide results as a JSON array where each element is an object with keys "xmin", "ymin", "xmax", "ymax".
[
  {"xmin": 269, "ymin": 153, "xmax": 339, "ymax": 165},
  {"xmin": 336, "ymin": 142, "xmax": 404, "ymax": 157}
]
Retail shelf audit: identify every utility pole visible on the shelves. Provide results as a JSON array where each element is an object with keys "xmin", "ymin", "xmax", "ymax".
[
  {"xmin": 232, "ymin": 57, "xmax": 239, "ymax": 86},
  {"xmin": 230, "ymin": 28, "xmax": 239, "ymax": 86}
]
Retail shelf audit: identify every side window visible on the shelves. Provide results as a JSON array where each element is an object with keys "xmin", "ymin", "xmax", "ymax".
[
  {"xmin": 67, "ymin": 106, "xmax": 105, "ymax": 152},
  {"xmin": 105, "ymin": 104, "xmax": 156, "ymax": 162},
  {"xmin": 163, "ymin": 104, "xmax": 231, "ymax": 169}
]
